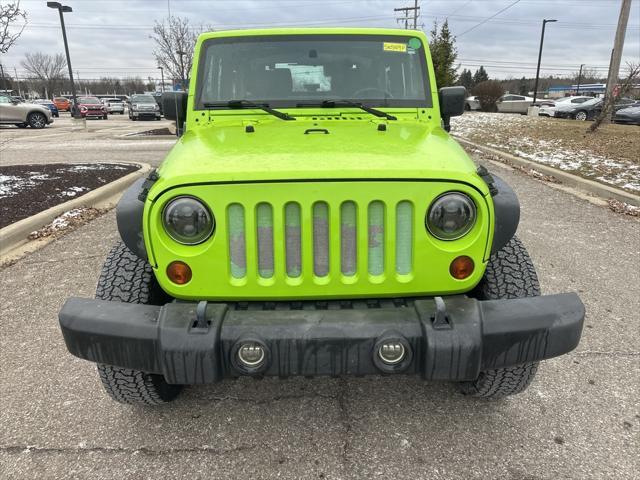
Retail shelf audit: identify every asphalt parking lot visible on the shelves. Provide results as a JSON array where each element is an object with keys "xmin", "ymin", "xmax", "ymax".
[{"xmin": 0, "ymin": 117, "xmax": 638, "ymax": 479}]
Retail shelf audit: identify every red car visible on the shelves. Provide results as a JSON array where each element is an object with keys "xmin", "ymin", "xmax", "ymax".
[{"xmin": 75, "ymin": 96, "xmax": 108, "ymax": 119}]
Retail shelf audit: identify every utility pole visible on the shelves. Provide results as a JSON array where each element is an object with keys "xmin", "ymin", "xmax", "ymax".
[
  {"xmin": 394, "ymin": 1, "xmax": 420, "ymax": 30},
  {"xmin": 576, "ymin": 64, "xmax": 584, "ymax": 94},
  {"xmin": 14, "ymin": 66, "xmax": 21, "ymax": 97},
  {"xmin": 532, "ymin": 18, "xmax": 557, "ymax": 105},
  {"xmin": 0, "ymin": 63, "xmax": 8, "ymax": 93},
  {"xmin": 601, "ymin": 0, "xmax": 631, "ymax": 124}
]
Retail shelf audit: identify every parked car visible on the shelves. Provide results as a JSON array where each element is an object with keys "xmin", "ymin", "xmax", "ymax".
[
  {"xmin": 464, "ymin": 96, "xmax": 480, "ymax": 111},
  {"xmin": 554, "ymin": 97, "xmax": 636, "ymax": 121},
  {"xmin": 0, "ymin": 95, "xmax": 53, "ymax": 128},
  {"xmin": 76, "ymin": 96, "xmax": 108, "ymax": 119},
  {"xmin": 53, "ymin": 97, "xmax": 71, "ymax": 112},
  {"xmin": 496, "ymin": 94, "xmax": 535, "ymax": 114},
  {"xmin": 538, "ymin": 96, "xmax": 592, "ymax": 117},
  {"xmin": 57, "ymin": 28, "xmax": 584, "ymax": 406},
  {"xmin": 33, "ymin": 99, "xmax": 60, "ymax": 118},
  {"xmin": 614, "ymin": 103, "xmax": 640, "ymax": 125},
  {"xmin": 102, "ymin": 97, "xmax": 125, "ymax": 115},
  {"xmin": 128, "ymin": 94, "xmax": 161, "ymax": 120}
]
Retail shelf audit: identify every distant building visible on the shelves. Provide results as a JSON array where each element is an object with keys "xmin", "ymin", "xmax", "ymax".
[{"xmin": 548, "ymin": 83, "xmax": 640, "ymax": 98}]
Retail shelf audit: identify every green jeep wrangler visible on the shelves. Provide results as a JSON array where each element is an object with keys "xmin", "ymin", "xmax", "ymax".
[{"xmin": 59, "ymin": 28, "xmax": 584, "ymax": 405}]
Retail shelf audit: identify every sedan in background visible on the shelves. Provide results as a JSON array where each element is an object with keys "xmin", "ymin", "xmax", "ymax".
[
  {"xmin": 53, "ymin": 97, "xmax": 71, "ymax": 112},
  {"xmin": 76, "ymin": 96, "xmax": 108, "ymax": 119},
  {"xmin": 102, "ymin": 97, "xmax": 126, "ymax": 114},
  {"xmin": 538, "ymin": 96, "xmax": 592, "ymax": 117},
  {"xmin": 464, "ymin": 96, "xmax": 481, "ymax": 111},
  {"xmin": 614, "ymin": 104, "xmax": 640, "ymax": 125},
  {"xmin": 554, "ymin": 97, "xmax": 635, "ymax": 121},
  {"xmin": 496, "ymin": 94, "xmax": 535, "ymax": 114},
  {"xmin": 33, "ymin": 99, "xmax": 60, "ymax": 118}
]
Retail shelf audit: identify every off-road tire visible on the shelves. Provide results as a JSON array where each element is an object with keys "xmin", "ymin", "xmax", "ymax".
[
  {"xmin": 459, "ymin": 236, "xmax": 541, "ymax": 399},
  {"xmin": 95, "ymin": 242, "xmax": 181, "ymax": 405}
]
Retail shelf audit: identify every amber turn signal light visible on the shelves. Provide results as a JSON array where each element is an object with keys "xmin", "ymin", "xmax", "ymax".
[
  {"xmin": 450, "ymin": 256, "xmax": 474, "ymax": 280},
  {"xmin": 167, "ymin": 261, "xmax": 192, "ymax": 284}
]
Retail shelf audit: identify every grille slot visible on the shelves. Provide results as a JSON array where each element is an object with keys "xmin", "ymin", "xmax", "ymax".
[
  {"xmin": 285, "ymin": 203, "xmax": 302, "ymax": 278},
  {"xmin": 340, "ymin": 201, "xmax": 357, "ymax": 276},
  {"xmin": 228, "ymin": 203, "xmax": 246, "ymax": 279},
  {"xmin": 256, "ymin": 203, "xmax": 274, "ymax": 278},
  {"xmin": 395, "ymin": 201, "xmax": 413, "ymax": 275},
  {"xmin": 313, "ymin": 202, "xmax": 330, "ymax": 277},
  {"xmin": 368, "ymin": 201, "xmax": 385, "ymax": 275}
]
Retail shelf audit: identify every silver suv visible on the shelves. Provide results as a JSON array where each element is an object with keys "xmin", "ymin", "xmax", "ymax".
[
  {"xmin": 0, "ymin": 96, "xmax": 53, "ymax": 129},
  {"xmin": 102, "ymin": 97, "xmax": 125, "ymax": 114}
]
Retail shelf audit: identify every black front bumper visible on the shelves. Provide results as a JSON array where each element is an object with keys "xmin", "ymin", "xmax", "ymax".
[{"xmin": 58, "ymin": 294, "xmax": 584, "ymax": 385}]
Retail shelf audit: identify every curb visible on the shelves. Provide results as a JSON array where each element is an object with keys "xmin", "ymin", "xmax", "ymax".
[
  {"xmin": 0, "ymin": 162, "xmax": 151, "ymax": 258},
  {"xmin": 455, "ymin": 137, "xmax": 640, "ymax": 207}
]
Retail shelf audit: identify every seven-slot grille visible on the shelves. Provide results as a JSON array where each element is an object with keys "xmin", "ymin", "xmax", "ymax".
[{"xmin": 227, "ymin": 200, "xmax": 414, "ymax": 281}]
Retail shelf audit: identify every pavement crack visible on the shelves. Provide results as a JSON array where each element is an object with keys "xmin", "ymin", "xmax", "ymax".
[
  {"xmin": 573, "ymin": 351, "xmax": 640, "ymax": 357},
  {"xmin": 18, "ymin": 254, "xmax": 107, "ymax": 266},
  {"xmin": 209, "ymin": 392, "xmax": 338, "ymax": 404},
  {"xmin": 0, "ymin": 444, "xmax": 258, "ymax": 457},
  {"xmin": 337, "ymin": 378, "xmax": 352, "ymax": 470}
]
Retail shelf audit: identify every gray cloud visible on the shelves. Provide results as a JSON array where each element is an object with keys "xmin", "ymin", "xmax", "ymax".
[{"xmin": 3, "ymin": 0, "xmax": 639, "ymax": 82}]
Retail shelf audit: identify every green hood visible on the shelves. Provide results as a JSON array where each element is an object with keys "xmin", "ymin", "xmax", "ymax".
[{"xmin": 151, "ymin": 119, "xmax": 486, "ymax": 199}]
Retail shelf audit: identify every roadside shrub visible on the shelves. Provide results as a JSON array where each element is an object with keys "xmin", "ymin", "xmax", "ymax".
[{"xmin": 472, "ymin": 80, "xmax": 505, "ymax": 112}]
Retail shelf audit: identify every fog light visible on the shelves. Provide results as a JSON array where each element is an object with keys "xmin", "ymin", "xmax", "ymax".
[
  {"xmin": 378, "ymin": 342, "xmax": 405, "ymax": 365},
  {"xmin": 237, "ymin": 342, "xmax": 265, "ymax": 367},
  {"xmin": 450, "ymin": 255, "xmax": 474, "ymax": 280},
  {"xmin": 167, "ymin": 261, "xmax": 192, "ymax": 284}
]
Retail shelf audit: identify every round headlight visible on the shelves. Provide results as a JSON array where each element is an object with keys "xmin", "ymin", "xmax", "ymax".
[
  {"xmin": 163, "ymin": 196, "xmax": 214, "ymax": 245},
  {"xmin": 426, "ymin": 192, "xmax": 476, "ymax": 240}
]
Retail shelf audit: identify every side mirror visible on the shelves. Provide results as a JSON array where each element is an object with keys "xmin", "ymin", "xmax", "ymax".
[
  {"xmin": 438, "ymin": 86, "xmax": 466, "ymax": 132},
  {"xmin": 162, "ymin": 91, "xmax": 188, "ymax": 136}
]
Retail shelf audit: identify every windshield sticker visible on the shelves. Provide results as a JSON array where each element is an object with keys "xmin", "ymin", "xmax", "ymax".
[
  {"xmin": 383, "ymin": 42, "xmax": 407, "ymax": 53},
  {"xmin": 408, "ymin": 38, "xmax": 422, "ymax": 49}
]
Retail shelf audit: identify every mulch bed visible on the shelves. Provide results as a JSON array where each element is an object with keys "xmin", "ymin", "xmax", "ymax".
[
  {"xmin": 125, "ymin": 127, "xmax": 174, "ymax": 137},
  {"xmin": 0, "ymin": 163, "xmax": 140, "ymax": 228}
]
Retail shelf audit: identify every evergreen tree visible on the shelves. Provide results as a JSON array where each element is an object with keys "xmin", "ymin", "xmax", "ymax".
[
  {"xmin": 457, "ymin": 69, "xmax": 474, "ymax": 90},
  {"xmin": 472, "ymin": 66, "xmax": 489, "ymax": 85},
  {"xmin": 429, "ymin": 20, "xmax": 458, "ymax": 88}
]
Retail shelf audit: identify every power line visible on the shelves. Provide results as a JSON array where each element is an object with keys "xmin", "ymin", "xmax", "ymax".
[
  {"xmin": 456, "ymin": 0, "xmax": 522, "ymax": 37},
  {"xmin": 394, "ymin": 1, "xmax": 420, "ymax": 30}
]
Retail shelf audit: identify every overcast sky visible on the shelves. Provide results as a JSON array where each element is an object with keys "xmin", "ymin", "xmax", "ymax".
[{"xmin": 3, "ymin": 0, "xmax": 639, "ymax": 82}]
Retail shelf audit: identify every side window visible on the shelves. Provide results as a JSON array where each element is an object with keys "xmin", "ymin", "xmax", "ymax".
[
  {"xmin": 502, "ymin": 95, "xmax": 514, "ymax": 101},
  {"xmin": 513, "ymin": 96, "xmax": 525, "ymax": 101},
  {"xmin": 0, "ymin": 96, "xmax": 10, "ymax": 104}
]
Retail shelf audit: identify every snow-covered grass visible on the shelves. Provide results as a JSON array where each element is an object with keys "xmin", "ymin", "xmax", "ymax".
[{"xmin": 451, "ymin": 112, "xmax": 640, "ymax": 193}]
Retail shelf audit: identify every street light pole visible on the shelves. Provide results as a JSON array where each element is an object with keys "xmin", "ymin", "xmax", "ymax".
[
  {"xmin": 176, "ymin": 50, "xmax": 186, "ymax": 91},
  {"xmin": 576, "ymin": 64, "xmax": 584, "ymax": 95},
  {"xmin": 157, "ymin": 66, "xmax": 165, "ymax": 92},
  {"xmin": 532, "ymin": 18, "xmax": 557, "ymax": 106},
  {"xmin": 47, "ymin": 2, "xmax": 79, "ymax": 116}
]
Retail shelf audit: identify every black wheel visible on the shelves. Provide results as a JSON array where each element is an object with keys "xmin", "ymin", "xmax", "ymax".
[
  {"xmin": 27, "ymin": 112, "xmax": 47, "ymax": 129},
  {"xmin": 103, "ymin": 115, "xmax": 108, "ymax": 120},
  {"xmin": 95, "ymin": 242, "xmax": 181, "ymax": 405},
  {"xmin": 459, "ymin": 236, "xmax": 540, "ymax": 399},
  {"xmin": 464, "ymin": 103, "xmax": 471, "ymax": 111}
]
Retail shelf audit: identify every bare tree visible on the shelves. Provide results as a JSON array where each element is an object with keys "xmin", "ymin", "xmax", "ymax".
[
  {"xmin": 588, "ymin": 62, "xmax": 640, "ymax": 133},
  {"xmin": 0, "ymin": 0, "xmax": 27, "ymax": 54},
  {"xmin": 151, "ymin": 16, "xmax": 208, "ymax": 89},
  {"xmin": 20, "ymin": 52, "xmax": 67, "ymax": 97},
  {"xmin": 572, "ymin": 66, "xmax": 602, "ymax": 85}
]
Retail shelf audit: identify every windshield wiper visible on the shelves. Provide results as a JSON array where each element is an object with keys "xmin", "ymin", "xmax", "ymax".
[
  {"xmin": 203, "ymin": 100, "xmax": 295, "ymax": 121},
  {"xmin": 297, "ymin": 100, "xmax": 397, "ymax": 120}
]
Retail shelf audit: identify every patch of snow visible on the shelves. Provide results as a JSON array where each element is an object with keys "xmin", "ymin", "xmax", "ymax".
[{"xmin": 60, "ymin": 186, "xmax": 89, "ymax": 197}]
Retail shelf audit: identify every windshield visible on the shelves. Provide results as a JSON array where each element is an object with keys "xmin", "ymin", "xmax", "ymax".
[
  {"xmin": 131, "ymin": 95, "xmax": 155, "ymax": 103},
  {"xmin": 196, "ymin": 34, "xmax": 430, "ymax": 109},
  {"xmin": 78, "ymin": 97, "xmax": 101, "ymax": 104}
]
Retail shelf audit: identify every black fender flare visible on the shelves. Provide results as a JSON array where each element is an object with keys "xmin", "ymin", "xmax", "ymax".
[
  {"xmin": 489, "ymin": 174, "xmax": 520, "ymax": 254},
  {"xmin": 116, "ymin": 178, "xmax": 147, "ymax": 260}
]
